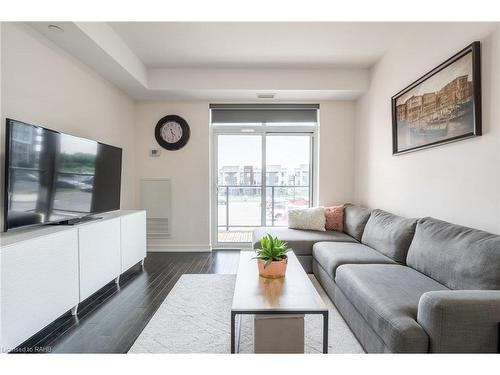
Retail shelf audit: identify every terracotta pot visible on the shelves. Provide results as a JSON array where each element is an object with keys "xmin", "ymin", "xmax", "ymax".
[{"xmin": 257, "ymin": 258, "xmax": 288, "ymax": 279}]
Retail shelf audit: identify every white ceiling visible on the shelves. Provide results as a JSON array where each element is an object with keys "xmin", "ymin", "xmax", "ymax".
[
  {"xmin": 29, "ymin": 22, "xmax": 499, "ymax": 100},
  {"xmin": 109, "ymin": 22, "xmax": 414, "ymax": 69}
]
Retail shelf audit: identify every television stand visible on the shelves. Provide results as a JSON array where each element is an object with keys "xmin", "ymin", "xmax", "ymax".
[{"xmin": 0, "ymin": 210, "xmax": 147, "ymax": 351}]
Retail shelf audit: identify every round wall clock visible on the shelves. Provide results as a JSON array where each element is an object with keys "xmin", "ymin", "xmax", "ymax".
[{"xmin": 155, "ymin": 115, "xmax": 190, "ymax": 151}]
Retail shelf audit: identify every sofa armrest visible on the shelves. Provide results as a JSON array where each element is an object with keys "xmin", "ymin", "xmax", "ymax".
[{"xmin": 417, "ymin": 290, "xmax": 500, "ymax": 353}]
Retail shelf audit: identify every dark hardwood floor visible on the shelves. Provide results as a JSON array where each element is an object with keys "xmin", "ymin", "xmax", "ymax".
[{"xmin": 13, "ymin": 250, "xmax": 241, "ymax": 354}]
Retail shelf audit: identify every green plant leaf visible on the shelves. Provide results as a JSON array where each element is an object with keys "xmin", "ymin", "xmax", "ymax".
[{"xmin": 257, "ymin": 233, "xmax": 290, "ymax": 265}]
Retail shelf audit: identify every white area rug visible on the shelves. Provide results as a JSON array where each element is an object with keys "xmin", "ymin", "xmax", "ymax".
[{"xmin": 129, "ymin": 274, "xmax": 364, "ymax": 354}]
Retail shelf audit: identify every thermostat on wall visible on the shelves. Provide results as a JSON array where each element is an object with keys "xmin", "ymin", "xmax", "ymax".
[{"xmin": 149, "ymin": 149, "xmax": 161, "ymax": 157}]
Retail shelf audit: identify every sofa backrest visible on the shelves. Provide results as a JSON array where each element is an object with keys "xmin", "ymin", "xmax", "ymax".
[
  {"xmin": 361, "ymin": 209, "xmax": 417, "ymax": 264},
  {"xmin": 407, "ymin": 217, "xmax": 500, "ymax": 290},
  {"xmin": 343, "ymin": 204, "xmax": 371, "ymax": 241}
]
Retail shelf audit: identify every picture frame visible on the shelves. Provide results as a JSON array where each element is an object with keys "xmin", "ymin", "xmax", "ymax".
[{"xmin": 391, "ymin": 41, "xmax": 481, "ymax": 155}]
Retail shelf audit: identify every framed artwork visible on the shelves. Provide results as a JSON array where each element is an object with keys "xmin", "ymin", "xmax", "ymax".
[{"xmin": 392, "ymin": 41, "xmax": 481, "ymax": 155}]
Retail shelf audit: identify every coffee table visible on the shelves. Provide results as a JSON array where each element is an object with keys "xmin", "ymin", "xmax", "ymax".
[{"xmin": 231, "ymin": 251, "xmax": 329, "ymax": 353}]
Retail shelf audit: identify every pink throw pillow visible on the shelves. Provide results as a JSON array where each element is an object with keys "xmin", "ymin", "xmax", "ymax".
[{"xmin": 325, "ymin": 205, "xmax": 344, "ymax": 232}]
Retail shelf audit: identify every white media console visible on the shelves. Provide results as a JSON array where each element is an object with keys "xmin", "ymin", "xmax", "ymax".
[{"xmin": 0, "ymin": 210, "xmax": 146, "ymax": 352}]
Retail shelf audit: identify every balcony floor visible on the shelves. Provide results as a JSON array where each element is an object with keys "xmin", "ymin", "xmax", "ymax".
[{"xmin": 218, "ymin": 230, "xmax": 253, "ymax": 243}]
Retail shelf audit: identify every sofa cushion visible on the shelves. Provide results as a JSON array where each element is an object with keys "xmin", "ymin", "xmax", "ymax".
[
  {"xmin": 288, "ymin": 207, "xmax": 326, "ymax": 231},
  {"xmin": 361, "ymin": 209, "xmax": 417, "ymax": 264},
  {"xmin": 343, "ymin": 204, "xmax": 371, "ymax": 241},
  {"xmin": 312, "ymin": 241, "xmax": 396, "ymax": 278},
  {"xmin": 335, "ymin": 264, "xmax": 448, "ymax": 353},
  {"xmin": 406, "ymin": 217, "xmax": 500, "ymax": 290},
  {"xmin": 252, "ymin": 226, "xmax": 357, "ymax": 256}
]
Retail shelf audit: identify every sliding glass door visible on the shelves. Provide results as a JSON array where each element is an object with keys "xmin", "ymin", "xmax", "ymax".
[{"xmin": 214, "ymin": 131, "xmax": 314, "ymax": 245}]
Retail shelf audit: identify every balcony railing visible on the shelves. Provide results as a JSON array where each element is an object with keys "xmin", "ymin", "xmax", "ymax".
[{"xmin": 217, "ymin": 184, "xmax": 310, "ymax": 231}]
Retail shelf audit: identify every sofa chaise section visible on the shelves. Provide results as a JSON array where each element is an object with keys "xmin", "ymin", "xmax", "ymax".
[
  {"xmin": 252, "ymin": 226, "xmax": 356, "ymax": 272},
  {"xmin": 252, "ymin": 204, "xmax": 372, "ymax": 273}
]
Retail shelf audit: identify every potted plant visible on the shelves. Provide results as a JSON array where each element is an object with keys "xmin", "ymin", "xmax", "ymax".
[{"xmin": 254, "ymin": 234, "xmax": 290, "ymax": 279}]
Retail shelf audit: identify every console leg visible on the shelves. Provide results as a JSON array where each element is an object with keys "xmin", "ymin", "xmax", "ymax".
[
  {"xmin": 115, "ymin": 275, "xmax": 120, "ymax": 284},
  {"xmin": 140, "ymin": 258, "xmax": 145, "ymax": 268},
  {"xmin": 71, "ymin": 305, "xmax": 78, "ymax": 316}
]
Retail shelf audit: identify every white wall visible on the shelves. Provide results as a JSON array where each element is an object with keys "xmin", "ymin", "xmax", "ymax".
[
  {"xmin": 354, "ymin": 24, "xmax": 500, "ymax": 233},
  {"xmin": 318, "ymin": 101, "xmax": 355, "ymax": 206},
  {"xmin": 0, "ymin": 23, "xmax": 137, "ymax": 231},
  {"xmin": 134, "ymin": 100, "xmax": 356, "ymax": 250},
  {"xmin": 134, "ymin": 101, "xmax": 211, "ymax": 250}
]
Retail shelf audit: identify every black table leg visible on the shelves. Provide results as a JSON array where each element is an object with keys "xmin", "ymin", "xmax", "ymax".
[
  {"xmin": 231, "ymin": 311, "xmax": 235, "ymax": 354},
  {"xmin": 497, "ymin": 322, "xmax": 500, "ymax": 353},
  {"xmin": 323, "ymin": 311, "xmax": 329, "ymax": 354}
]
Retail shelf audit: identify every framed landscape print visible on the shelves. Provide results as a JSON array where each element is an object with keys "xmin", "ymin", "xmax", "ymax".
[{"xmin": 392, "ymin": 41, "xmax": 481, "ymax": 155}]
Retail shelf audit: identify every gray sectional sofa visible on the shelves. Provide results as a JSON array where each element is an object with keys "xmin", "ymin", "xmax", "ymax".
[{"xmin": 252, "ymin": 204, "xmax": 500, "ymax": 353}]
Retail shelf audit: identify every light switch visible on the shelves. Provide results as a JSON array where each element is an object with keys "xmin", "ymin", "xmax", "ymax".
[{"xmin": 149, "ymin": 149, "xmax": 161, "ymax": 157}]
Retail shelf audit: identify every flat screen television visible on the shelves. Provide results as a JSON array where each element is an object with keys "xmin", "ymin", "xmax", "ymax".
[{"xmin": 3, "ymin": 119, "xmax": 123, "ymax": 231}]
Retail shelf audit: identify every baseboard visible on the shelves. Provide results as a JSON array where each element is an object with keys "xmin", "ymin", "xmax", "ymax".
[{"xmin": 147, "ymin": 244, "xmax": 212, "ymax": 252}]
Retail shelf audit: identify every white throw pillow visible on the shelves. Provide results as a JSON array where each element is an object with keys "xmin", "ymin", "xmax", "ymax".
[{"xmin": 288, "ymin": 207, "xmax": 326, "ymax": 231}]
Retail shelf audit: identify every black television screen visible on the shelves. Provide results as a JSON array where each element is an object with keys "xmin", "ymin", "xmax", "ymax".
[{"xmin": 4, "ymin": 119, "xmax": 122, "ymax": 231}]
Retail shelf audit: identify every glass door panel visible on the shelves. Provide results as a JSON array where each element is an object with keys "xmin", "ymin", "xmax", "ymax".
[
  {"xmin": 265, "ymin": 135, "xmax": 312, "ymax": 226},
  {"xmin": 227, "ymin": 187, "xmax": 261, "ymax": 226},
  {"xmin": 217, "ymin": 135, "xmax": 262, "ymax": 243}
]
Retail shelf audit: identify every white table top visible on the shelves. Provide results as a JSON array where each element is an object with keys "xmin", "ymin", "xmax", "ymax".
[
  {"xmin": 0, "ymin": 209, "xmax": 145, "ymax": 249},
  {"xmin": 231, "ymin": 251, "xmax": 327, "ymax": 313}
]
